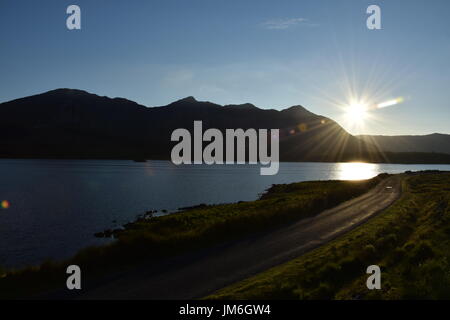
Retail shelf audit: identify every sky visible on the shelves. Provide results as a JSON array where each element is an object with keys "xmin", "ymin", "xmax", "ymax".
[{"xmin": 1, "ymin": 0, "xmax": 449, "ymax": 135}]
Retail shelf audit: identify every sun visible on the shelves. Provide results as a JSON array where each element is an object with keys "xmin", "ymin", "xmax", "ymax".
[{"xmin": 345, "ymin": 103, "xmax": 368, "ymax": 124}]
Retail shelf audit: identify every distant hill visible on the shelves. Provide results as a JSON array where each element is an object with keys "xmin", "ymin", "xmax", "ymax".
[
  {"xmin": 0, "ymin": 88, "xmax": 449, "ymax": 164},
  {"xmin": 358, "ymin": 134, "xmax": 450, "ymax": 155}
]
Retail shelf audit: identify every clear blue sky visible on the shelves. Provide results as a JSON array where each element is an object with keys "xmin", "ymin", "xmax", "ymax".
[{"xmin": 1, "ymin": 0, "xmax": 449, "ymax": 135}]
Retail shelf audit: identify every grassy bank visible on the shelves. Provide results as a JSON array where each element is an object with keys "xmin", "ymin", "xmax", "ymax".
[
  {"xmin": 207, "ymin": 172, "xmax": 450, "ymax": 300},
  {"xmin": 113, "ymin": 174, "xmax": 387, "ymax": 247},
  {"xmin": 0, "ymin": 175, "xmax": 386, "ymax": 298}
]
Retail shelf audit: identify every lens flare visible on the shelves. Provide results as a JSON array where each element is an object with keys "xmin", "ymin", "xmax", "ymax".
[
  {"xmin": 376, "ymin": 97, "xmax": 404, "ymax": 109},
  {"xmin": 339, "ymin": 95, "xmax": 404, "ymax": 134},
  {"xmin": 1, "ymin": 200, "xmax": 10, "ymax": 209}
]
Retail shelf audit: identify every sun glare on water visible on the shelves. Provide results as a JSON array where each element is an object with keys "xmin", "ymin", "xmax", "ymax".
[{"xmin": 337, "ymin": 162, "xmax": 379, "ymax": 181}]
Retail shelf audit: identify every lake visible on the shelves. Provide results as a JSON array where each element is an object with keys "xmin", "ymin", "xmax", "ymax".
[{"xmin": 1, "ymin": 159, "xmax": 449, "ymax": 268}]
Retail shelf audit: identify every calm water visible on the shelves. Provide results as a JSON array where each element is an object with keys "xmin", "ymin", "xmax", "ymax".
[{"xmin": 1, "ymin": 159, "xmax": 449, "ymax": 268}]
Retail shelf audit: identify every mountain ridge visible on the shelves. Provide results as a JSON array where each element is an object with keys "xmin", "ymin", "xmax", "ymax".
[
  {"xmin": 1, "ymin": 88, "xmax": 449, "ymax": 163},
  {"xmin": 358, "ymin": 133, "xmax": 450, "ymax": 155}
]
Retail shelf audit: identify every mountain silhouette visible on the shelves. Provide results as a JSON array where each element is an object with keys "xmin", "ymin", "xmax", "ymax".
[
  {"xmin": 358, "ymin": 134, "xmax": 450, "ymax": 155},
  {"xmin": 0, "ymin": 89, "xmax": 449, "ymax": 163}
]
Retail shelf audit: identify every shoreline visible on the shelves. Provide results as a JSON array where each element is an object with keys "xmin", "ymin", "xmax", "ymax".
[{"xmin": 1, "ymin": 155, "xmax": 450, "ymax": 165}]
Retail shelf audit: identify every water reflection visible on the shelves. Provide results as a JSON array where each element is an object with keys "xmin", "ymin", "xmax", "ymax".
[{"xmin": 337, "ymin": 162, "xmax": 379, "ymax": 180}]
